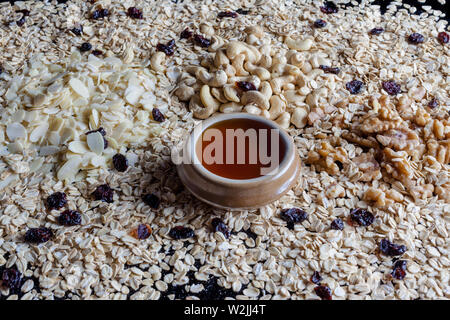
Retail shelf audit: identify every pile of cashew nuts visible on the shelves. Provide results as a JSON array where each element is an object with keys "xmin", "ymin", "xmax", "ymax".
[{"xmin": 173, "ymin": 25, "xmax": 335, "ymax": 129}]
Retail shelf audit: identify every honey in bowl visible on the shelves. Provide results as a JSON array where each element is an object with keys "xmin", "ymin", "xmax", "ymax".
[{"xmin": 195, "ymin": 118, "xmax": 287, "ymax": 180}]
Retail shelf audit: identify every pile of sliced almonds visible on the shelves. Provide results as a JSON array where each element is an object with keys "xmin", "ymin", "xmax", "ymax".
[{"xmin": 0, "ymin": 50, "xmax": 166, "ymax": 182}]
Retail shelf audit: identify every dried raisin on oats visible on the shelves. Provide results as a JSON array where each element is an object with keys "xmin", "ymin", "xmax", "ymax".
[
  {"xmin": 169, "ymin": 226, "xmax": 194, "ymax": 240},
  {"xmin": 1, "ymin": 268, "xmax": 22, "ymax": 290},
  {"xmin": 135, "ymin": 224, "xmax": 152, "ymax": 240},
  {"xmin": 314, "ymin": 19, "xmax": 327, "ymax": 28},
  {"xmin": 314, "ymin": 285, "xmax": 332, "ymax": 300},
  {"xmin": 112, "ymin": 154, "xmax": 128, "ymax": 172},
  {"xmin": 236, "ymin": 81, "xmax": 256, "ymax": 91},
  {"xmin": 92, "ymin": 49, "xmax": 103, "ymax": 56},
  {"xmin": 280, "ymin": 208, "xmax": 308, "ymax": 229},
  {"xmin": 152, "ymin": 108, "xmax": 166, "ymax": 122},
  {"xmin": 16, "ymin": 17, "xmax": 26, "ymax": 26},
  {"xmin": 320, "ymin": 1, "xmax": 338, "ymax": 14},
  {"xmin": 70, "ymin": 25, "xmax": 83, "ymax": 36},
  {"xmin": 428, "ymin": 98, "xmax": 439, "ymax": 109},
  {"xmin": 156, "ymin": 40, "xmax": 175, "ymax": 56},
  {"xmin": 25, "ymin": 227, "xmax": 53, "ymax": 243},
  {"xmin": 218, "ymin": 11, "xmax": 238, "ymax": 18},
  {"xmin": 211, "ymin": 218, "xmax": 230, "ymax": 239},
  {"xmin": 310, "ymin": 271, "xmax": 323, "ymax": 284},
  {"xmin": 236, "ymin": 8, "xmax": 250, "ymax": 15},
  {"xmin": 46, "ymin": 192, "xmax": 67, "ymax": 210},
  {"xmin": 58, "ymin": 210, "xmax": 82, "ymax": 226},
  {"xmin": 127, "ymin": 7, "xmax": 143, "ymax": 19},
  {"xmin": 346, "ymin": 80, "xmax": 364, "ymax": 94},
  {"xmin": 382, "ymin": 80, "xmax": 401, "ymax": 96},
  {"xmin": 80, "ymin": 42, "xmax": 92, "ymax": 52},
  {"xmin": 319, "ymin": 65, "xmax": 340, "ymax": 74},
  {"xmin": 380, "ymin": 239, "xmax": 407, "ymax": 256},
  {"xmin": 369, "ymin": 27, "xmax": 384, "ymax": 35},
  {"xmin": 391, "ymin": 260, "xmax": 407, "ymax": 280},
  {"xmin": 350, "ymin": 208, "xmax": 374, "ymax": 227},
  {"xmin": 17, "ymin": 9, "xmax": 30, "ymax": 16},
  {"xmin": 193, "ymin": 34, "xmax": 211, "ymax": 48},
  {"xmin": 92, "ymin": 184, "xmax": 114, "ymax": 203},
  {"xmin": 142, "ymin": 193, "xmax": 160, "ymax": 209},
  {"xmin": 437, "ymin": 32, "xmax": 449, "ymax": 44},
  {"xmin": 330, "ymin": 218, "xmax": 344, "ymax": 230},
  {"xmin": 180, "ymin": 28, "xmax": 193, "ymax": 39},
  {"xmin": 92, "ymin": 8, "xmax": 109, "ymax": 19},
  {"xmin": 408, "ymin": 33, "xmax": 425, "ymax": 44}
]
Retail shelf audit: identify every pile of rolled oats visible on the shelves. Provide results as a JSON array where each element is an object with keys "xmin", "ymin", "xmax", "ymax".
[{"xmin": 0, "ymin": 0, "xmax": 448, "ymax": 300}]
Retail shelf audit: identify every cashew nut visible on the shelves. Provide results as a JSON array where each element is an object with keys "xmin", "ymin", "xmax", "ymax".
[
  {"xmin": 261, "ymin": 110, "xmax": 271, "ymax": 119},
  {"xmin": 190, "ymin": 68, "xmax": 228, "ymax": 87},
  {"xmin": 291, "ymin": 107, "xmax": 308, "ymax": 128},
  {"xmin": 220, "ymin": 102, "xmax": 243, "ymax": 113},
  {"xmin": 245, "ymin": 26, "xmax": 264, "ymax": 38},
  {"xmin": 223, "ymin": 85, "xmax": 240, "ymax": 103},
  {"xmin": 243, "ymin": 104, "xmax": 262, "ymax": 115},
  {"xmin": 211, "ymin": 87, "xmax": 228, "ymax": 103},
  {"xmin": 150, "ymin": 52, "xmax": 166, "ymax": 72},
  {"xmin": 189, "ymin": 95, "xmax": 214, "ymax": 120},
  {"xmin": 285, "ymin": 36, "xmax": 314, "ymax": 51},
  {"xmin": 272, "ymin": 52, "xmax": 287, "ymax": 66},
  {"xmin": 259, "ymin": 44, "xmax": 272, "ymax": 56},
  {"xmin": 214, "ymin": 49, "xmax": 230, "ymax": 68},
  {"xmin": 246, "ymin": 34, "xmax": 260, "ymax": 46},
  {"xmin": 200, "ymin": 85, "xmax": 221, "ymax": 113},
  {"xmin": 284, "ymin": 90, "xmax": 306, "ymax": 106},
  {"xmin": 244, "ymin": 62, "xmax": 271, "ymax": 80},
  {"xmin": 241, "ymin": 91, "xmax": 270, "ymax": 110},
  {"xmin": 226, "ymin": 41, "xmax": 260, "ymax": 63},
  {"xmin": 268, "ymin": 95, "xmax": 286, "ymax": 120},
  {"xmin": 174, "ymin": 84, "xmax": 195, "ymax": 101},
  {"xmin": 232, "ymin": 53, "xmax": 249, "ymax": 76},
  {"xmin": 209, "ymin": 35, "xmax": 225, "ymax": 52},
  {"xmin": 259, "ymin": 54, "xmax": 272, "ymax": 69},
  {"xmin": 223, "ymin": 64, "xmax": 236, "ymax": 78},
  {"xmin": 275, "ymin": 112, "xmax": 291, "ymax": 129},
  {"xmin": 287, "ymin": 51, "xmax": 304, "ymax": 67},
  {"xmin": 271, "ymin": 63, "xmax": 301, "ymax": 77},
  {"xmin": 305, "ymin": 87, "xmax": 328, "ymax": 108},
  {"xmin": 270, "ymin": 75, "xmax": 295, "ymax": 94},
  {"xmin": 200, "ymin": 23, "xmax": 215, "ymax": 36},
  {"xmin": 260, "ymin": 81, "xmax": 273, "ymax": 100}
]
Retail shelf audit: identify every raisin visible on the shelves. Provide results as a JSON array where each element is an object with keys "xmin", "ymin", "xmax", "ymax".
[
  {"xmin": 428, "ymin": 98, "xmax": 439, "ymax": 109},
  {"xmin": 437, "ymin": 32, "xmax": 449, "ymax": 44},
  {"xmin": 92, "ymin": 8, "xmax": 109, "ymax": 19},
  {"xmin": 46, "ymin": 192, "xmax": 67, "ymax": 210},
  {"xmin": 1, "ymin": 268, "xmax": 22, "ymax": 290},
  {"xmin": 280, "ymin": 208, "xmax": 308, "ymax": 230},
  {"xmin": 382, "ymin": 80, "xmax": 401, "ymax": 96},
  {"xmin": 346, "ymin": 80, "xmax": 364, "ymax": 94},
  {"xmin": 152, "ymin": 108, "xmax": 166, "ymax": 122},
  {"xmin": 17, "ymin": 9, "xmax": 30, "ymax": 16},
  {"xmin": 314, "ymin": 285, "xmax": 332, "ymax": 300},
  {"xmin": 25, "ymin": 227, "xmax": 53, "ymax": 244},
  {"xmin": 379, "ymin": 239, "xmax": 407, "ymax": 256},
  {"xmin": 169, "ymin": 226, "xmax": 194, "ymax": 240},
  {"xmin": 334, "ymin": 160, "xmax": 344, "ymax": 170},
  {"xmin": 369, "ymin": 27, "xmax": 384, "ymax": 35},
  {"xmin": 92, "ymin": 49, "xmax": 103, "ymax": 56},
  {"xmin": 80, "ymin": 42, "xmax": 92, "ymax": 52},
  {"xmin": 236, "ymin": 81, "xmax": 256, "ymax": 91},
  {"xmin": 135, "ymin": 224, "xmax": 152, "ymax": 240},
  {"xmin": 350, "ymin": 208, "xmax": 374, "ymax": 227},
  {"xmin": 180, "ymin": 28, "xmax": 193, "ymax": 39},
  {"xmin": 310, "ymin": 271, "xmax": 323, "ymax": 284},
  {"xmin": 236, "ymin": 8, "xmax": 250, "ymax": 15},
  {"xmin": 71, "ymin": 26, "xmax": 83, "ymax": 36},
  {"xmin": 330, "ymin": 218, "xmax": 344, "ymax": 230},
  {"xmin": 193, "ymin": 34, "xmax": 211, "ymax": 48},
  {"xmin": 156, "ymin": 40, "xmax": 175, "ymax": 56},
  {"xmin": 112, "ymin": 153, "xmax": 128, "ymax": 172},
  {"xmin": 16, "ymin": 17, "xmax": 26, "ymax": 26},
  {"xmin": 408, "ymin": 32, "xmax": 425, "ymax": 44},
  {"xmin": 142, "ymin": 193, "xmax": 160, "ymax": 209},
  {"xmin": 211, "ymin": 218, "xmax": 230, "ymax": 239},
  {"xmin": 58, "ymin": 210, "xmax": 82, "ymax": 226},
  {"xmin": 319, "ymin": 65, "xmax": 340, "ymax": 74},
  {"xmin": 391, "ymin": 260, "xmax": 407, "ymax": 280},
  {"xmin": 320, "ymin": 1, "xmax": 338, "ymax": 14},
  {"xmin": 127, "ymin": 7, "xmax": 143, "ymax": 19},
  {"xmin": 314, "ymin": 19, "xmax": 327, "ymax": 28},
  {"xmin": 92, "ymin": 184, "xmax": 114, "ymax": 203},
  {"xmin": 218, "ymin": 11, "xmax": 238, "ymax": 18}
]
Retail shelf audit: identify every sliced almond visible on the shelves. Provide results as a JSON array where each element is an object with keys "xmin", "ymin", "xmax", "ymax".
[
  {"xmin": 69, "ymin": 78, "xmax": 90, "ymax": 98},
  {"xmin": 124, "ymin": 85, "xmax": 144, "ymax": 105},
  {"xmin": 29, "ymin": 123, "xmax": 49, "ymax": 142},
  {"xmin": 39, "ymin": 146, "xmax": 60, "ymax": 156},
  {"xmin": 68, "ymin": 141, "xmax": 90, "ymax": 154},
  {"xmin": 86, "ymin": 131, "xmax": 105, "ymax": 154},
  {"xmin": 6, "ymin": 123, "xmax": 27, "ymax": 141},
  {"xmin": 57, "ymin": 156, "xmax": 82, "ymax": 181}
]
